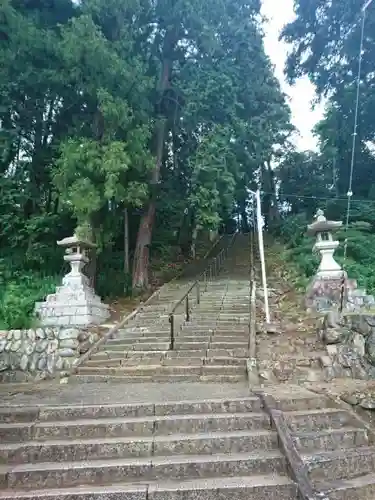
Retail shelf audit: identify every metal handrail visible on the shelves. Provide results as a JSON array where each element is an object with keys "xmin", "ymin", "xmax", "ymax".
[{"xmin": 168, "ymin": 232, "xmax": 237, "ymax": 350}]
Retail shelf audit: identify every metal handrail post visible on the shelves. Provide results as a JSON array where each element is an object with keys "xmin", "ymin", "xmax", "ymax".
[
  {"xmin": 196, "ymin": 282, "xmax": 200, "ymax": 304},
  {"xmin": 186, "ymin": 294, "xmax": 190, "ymax": 322},
  {"xmin": 169, "ymin": 314, "xmax": 175, "ymax": 350}
]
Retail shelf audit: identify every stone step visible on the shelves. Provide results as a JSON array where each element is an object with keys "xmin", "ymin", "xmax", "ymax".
[
  {"xmin": 305, "ymin": 446, "xmax": 375, "ymax": 482},
  {"xmin": 165, "ymin": 350, "xmax": 206, "ymax": 358},
  {"xmin": 206, "ymin": 348, "xmax": 248, "ymax": 358},
  {"xmin": 205, "ymin": 357, "xmax": 246, "ymax": 366},
  {"xmin": 76, "ymin": 365, "xmax": 246, "ymax": 377},
  {"xmin": 0, "ymin": 411, "xmax": 268, "ymax": 442},
  {"xmin": 98, "ymin": 342, "xmax": 170, "ymax": 351},
  {"xmin": 0, "ymin": 475, "xmax": 298, "ymax": 500},
  {"xmin": 209, "ymin": 342, "xmax": 248, "ymax": 349},
  {"xmin": 0, "ymin": 397, "xmax": 262, "ymax": 423},
  {"xmin": 319, "ymin": 472, "xmax": 375, "ymax": 500},
  {"xmin": 4, "ymin": 450, "xmax": 286, "ymax": 489},
  {"xmin": 70, "ymin": 373, "xmax": 246, "ymax": 384},
  {"xmin": 270, "ymin": 396, "xmax": 334, "ymax": 412},
  {"xmin": 293, "ymin": 427, "xmax": 369, "ymax": 452},
  {"xmin": 0, "ymin": 429, "xmax": 277, "ymax": 464},
  {"xmin": 107, "ymin": 336, "xmax": 170, "ymax": 345},
  {"xmin": 173, "ymin": 342, "xmax": 209, "ymax": 350},
  {"xmin": 90, "ymin": 351, "xmax": 165, "ymax": 361},
  {"xmin": 286, "ymin": 408, "xmax": 355, "ymax": 432}
]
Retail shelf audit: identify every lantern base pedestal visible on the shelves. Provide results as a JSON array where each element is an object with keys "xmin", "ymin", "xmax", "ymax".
[{"xmin": 305, "ymin": 275, "xmax": 347, "ymax": 313}]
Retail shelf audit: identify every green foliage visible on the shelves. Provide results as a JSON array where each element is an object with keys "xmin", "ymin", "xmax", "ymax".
[
  {"xmin": 0, "ymin": 0, "xmax": 292, "ymax": 326},
  {"xmin": 0, "ymin": 272, "xmax": 60, "ymax": 330},
  {"xmin": 276, "ymin": 213, "xmax": 375, "ymax": 295}
]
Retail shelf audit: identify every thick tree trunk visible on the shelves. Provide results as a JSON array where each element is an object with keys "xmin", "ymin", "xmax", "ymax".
[
  {"xmin": 124, "ymin": 207, "xmax": 129, "ymax": 275},
  {"xmin": 132, "ymin": 120, "xmax": 166, "ymax": 290},
  {"xmin": 132, "ymin": 28, "xmax": 176, "ymax": 290},
  {"xmin": 190, "ymin": 225, "xmax": 198, "ymax": 259}
]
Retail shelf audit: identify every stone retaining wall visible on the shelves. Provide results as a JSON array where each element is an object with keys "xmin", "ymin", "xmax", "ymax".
[
  {"xmin": 0, "ymin": 327, "xmax": 99, "ymax": 382},
  {"xmin": 319, "ymin": 311, "xmax": 375, "ymax": 380}
]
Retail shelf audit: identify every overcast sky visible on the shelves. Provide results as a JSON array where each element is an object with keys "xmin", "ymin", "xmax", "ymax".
[{"xmin": 261, "ymin": 0, "xmax": 325, "ymax": 151}]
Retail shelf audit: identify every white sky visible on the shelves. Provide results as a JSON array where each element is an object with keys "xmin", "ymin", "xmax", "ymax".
[{"xmin": 261, "ymin": 0, "xmax": 325, "ymax": 151}]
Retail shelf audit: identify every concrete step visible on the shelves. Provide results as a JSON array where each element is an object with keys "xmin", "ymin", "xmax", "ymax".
[
  {"xmin": 0, "ymin": 411, "xmax": 268, "ymax": 442},
  {"xmin": 0, "ymin": 475, "xmax": 299, "ymax": 500},
  {"xmin": 0, "ymin": 429, "xmax": 277, "ymax": 464},
  {"xmin": 293, "ymin": 427, "xmax": 369, "ymax": 452},
  {"xmin": 286, "ymin": 408, "xmax": 355, "ymax": 432},
  {"xmin": 319, "ymin": 472, "xmax": 375, "ymax": 500},
  {"xmin": 4, "ymin": 450, "xmax": 286, "ymax": 489},
  {"xmin": 305, "ymin": 446, "xmax": 375, "ymax": 482}
]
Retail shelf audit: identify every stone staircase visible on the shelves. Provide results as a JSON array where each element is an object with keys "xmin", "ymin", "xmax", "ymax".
[
  {"xmin": 2, "ymin": 386, "xmax": 375, "ymax": 499},
  {"xmin": 0, "ymin": 393, "xmax": 296, "ymax": 500},
  {"xmin": 2, "ymin": 233, "xmax": 375, "ymax": 499},
  {"xmin": 258, "ymin": 386, "xmax": 375, "ymax": 499},
  {"xmin": 71, "ymin": 233, "xmax": 252, "ymax": 384}
]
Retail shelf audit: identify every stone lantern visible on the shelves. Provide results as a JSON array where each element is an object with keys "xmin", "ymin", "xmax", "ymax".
[
  {"xmin": 35, "ymin": 235, "xmax": 110, "ymax": 326},
  {"xmin": 305, "ymin": 210, "xmax": 345, "ymax": 312},
  {"xmin": 307, "ymin": 209, "xmax": 343, "ymax": 278}
]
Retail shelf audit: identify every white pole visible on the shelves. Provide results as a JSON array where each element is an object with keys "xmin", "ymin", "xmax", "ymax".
[
  {"xmin": 362, "ymin": 0, "xmax": 373, "ymax": 11},
  {"xmin": 255, "ymin": 189, "xmax": 270, "ymax": 323}
]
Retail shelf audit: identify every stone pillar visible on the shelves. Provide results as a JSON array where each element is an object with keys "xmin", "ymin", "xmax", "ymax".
[{"xmin": 35, "ymin": 235, "xmax": 109, "ymax": 326}]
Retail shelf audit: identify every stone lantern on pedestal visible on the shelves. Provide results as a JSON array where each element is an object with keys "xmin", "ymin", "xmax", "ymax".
[
  {"xmin": 305, "ymin": 210, "xmax": 345, "ymax": 311},
  {"xmin": 309, "ymin": 209, "xmax": 343, "ymax": 278},
  {"xmin": 35, "ymin": 235, "xmax": 110, "ymax": 326}
]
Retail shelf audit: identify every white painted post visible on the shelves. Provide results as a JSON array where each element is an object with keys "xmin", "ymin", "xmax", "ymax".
[{"xmin": 255, "ymin": 189, "xmax": 270, "ymax": 323}]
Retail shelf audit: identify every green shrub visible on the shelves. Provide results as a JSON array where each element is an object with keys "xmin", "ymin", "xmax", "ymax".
[
  {"xmin": 275, "ymin": 214, "xmax": 375, "ymax": 295},
  {"xmin": 0, "ymin": 273, "xmax": 60, "ymax": 330}
]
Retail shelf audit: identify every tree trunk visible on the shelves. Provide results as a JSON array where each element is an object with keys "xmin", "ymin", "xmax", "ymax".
[
  {"xmin": 132, "ymin": 28, "xmax": 176, "ymax": 290},
  {"xmin": 191, "ymin": 224, "xmax": 198, "ymax": 259},
  {"xmin": 124, "ymin": 206, "xmax": 129, "ymax": 275}
]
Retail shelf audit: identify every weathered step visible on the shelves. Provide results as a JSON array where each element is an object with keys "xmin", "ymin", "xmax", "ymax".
[
  {"xmin": 205, "ymin": 357, "xmax": 246, "ymax": 366},
  {"xmin": 5, "ymin": 450, "xmax": 286, "ymax": 489},
  {"xmin": 0, "ymin": 475, "xmax": 298, "ymax": 500},
  {"xmin": 0, "ymin": 429, "xmax": 277, "ymax": 464},
  {"xmin": 0, "ymin": 397, "xmax": 261, "ymax": 423},
  {"xmin": 96, "ymin": 342, "xmax": 170, "ymax": 351},
  {"xmin": 76, "ymin": 366, "xmax": 203, "ymax": 377},
  {"xmin": 173, "ymin": 342, "xmax": 209, "ymax": 350},
  {"xmin": 165, "ymin": 350, "xmax": 206, "ymax": 358},
  {"xmin": 293, "ymin": 427, "xmax": 369, "ymax": 452},
  {"xmin": 285, "ymin": 408, "xmax": 355, "ymax": 432},
  {"xmin": 207, "ymin": 348, "xmax": 248, "ymax": 358},
  {"xmin": 319, "ymin": 472, "xmax": 375, "ymax": 500},
  {"xmin": 201, "ymin": 365, "xmax": 246, "ymax": 375},
  {"xmin": 0, "ymin": 411, "xmax": 268, "ymax": 442},
  {"xmin": 107, "ymin": 336, "xmax": 170, "ymax": 345},
  {"xmin": 305, "ymin": 446, "xmax": 375, "ymax": 482},
  {"xmin": 209, "ymin": 342, "xmax": 248, "ymax": 349},
  {"xmin": 270, "ymin": 395, "xmax": 333, "ymax": 412},
  {"xmin": 90, "ymin": 351, "xmax": 164, "ymax": 361},
  {"xmin": 147, "ymin": 475, "xmax": 297, "ymax": 500},
  {"xmin": 69, "ymin": 374, "xmax": 199, "ymax": 383}
]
